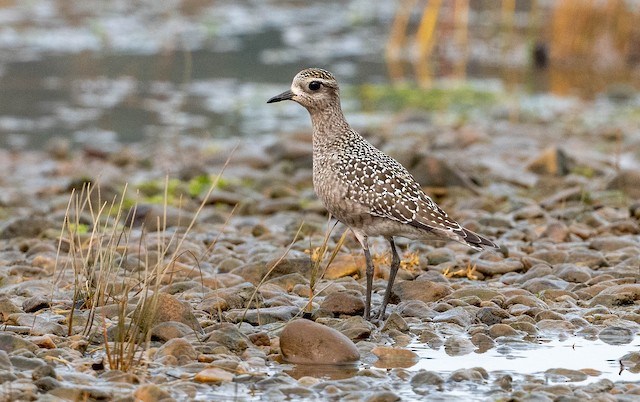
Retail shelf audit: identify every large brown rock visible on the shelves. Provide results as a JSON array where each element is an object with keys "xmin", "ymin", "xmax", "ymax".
[{"xmin": 279, "ymin": 319, "xmax": 360, "ymax": 364}]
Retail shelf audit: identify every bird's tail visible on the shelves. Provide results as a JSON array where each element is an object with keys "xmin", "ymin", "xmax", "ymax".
[{"xmin": 461, "ymin": 227, "xmax": 499, "ymax": 250}]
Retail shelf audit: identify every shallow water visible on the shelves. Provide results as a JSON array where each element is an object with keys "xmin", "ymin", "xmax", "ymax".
[
  {"xmin": 410, "ymin": 336, "xmax": 640, "ymax": 384},
  {"xmin": 185, "ymin": 336, "xmax": 640, "ymax": 401}
]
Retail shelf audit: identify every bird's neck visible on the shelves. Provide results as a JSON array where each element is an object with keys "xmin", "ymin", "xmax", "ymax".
[{"xmin": 309, "ymin": 103, "xmax": 351, "ymax": 150}]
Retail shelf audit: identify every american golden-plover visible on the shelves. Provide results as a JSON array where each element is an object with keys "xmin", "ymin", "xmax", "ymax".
[{"xmin": 268, "ymin": 68, "xmax": 498, "ymax": 320}]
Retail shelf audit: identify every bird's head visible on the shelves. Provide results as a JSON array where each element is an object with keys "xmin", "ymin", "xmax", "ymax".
[{"xmin": 267, "ymin": 68, "xmax": 340, "ymax": 111}]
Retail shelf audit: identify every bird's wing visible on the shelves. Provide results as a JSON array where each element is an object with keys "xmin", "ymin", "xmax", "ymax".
[{"xmin": 338, "ymin": 146, "xmax": 497, "ymax": 249}]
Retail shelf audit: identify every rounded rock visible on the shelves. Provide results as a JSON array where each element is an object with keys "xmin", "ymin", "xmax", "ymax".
[
  {"xmin": 320, "ymin": 291, "xmax": 365, "ymax": 316},
  {"xmin": 279, "ymin": 319, "xmax": 360, "ymax": 364}
]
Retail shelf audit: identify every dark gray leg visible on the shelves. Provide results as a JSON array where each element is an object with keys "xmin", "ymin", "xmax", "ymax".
[
  {"xmin": 361, "ymin": 238, "xmax": 374, "ymax": 321},
  {"xmin": 378, "ymin": 237, "xmax": 400, "ymax": 320}
]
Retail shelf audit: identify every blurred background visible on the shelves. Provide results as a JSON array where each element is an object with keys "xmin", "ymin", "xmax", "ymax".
[{"xmin": 0, "ymin": 0, "xmax": 638, "ymax": 150}]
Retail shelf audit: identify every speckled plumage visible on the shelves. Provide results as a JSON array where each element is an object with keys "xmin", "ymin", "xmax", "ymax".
[{"xmin": 268, "ymin": 68, "xmax": 498, "ymax": 320}]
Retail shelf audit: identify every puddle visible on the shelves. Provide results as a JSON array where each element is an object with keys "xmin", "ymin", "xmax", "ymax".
[{"xmin": 408, "ymin": 336, "xmax": 640, "ymax": 384}]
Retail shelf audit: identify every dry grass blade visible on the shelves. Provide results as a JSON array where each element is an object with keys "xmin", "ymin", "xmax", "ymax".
[{"xmin": 50, "ymin": 148, "xmax": 237, "ymax": 373}]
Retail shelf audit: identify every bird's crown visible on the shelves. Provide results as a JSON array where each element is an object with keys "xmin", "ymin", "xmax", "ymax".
[{"xmin": 296, "ymin": 68, "xmax": 336, "ymax": 81}]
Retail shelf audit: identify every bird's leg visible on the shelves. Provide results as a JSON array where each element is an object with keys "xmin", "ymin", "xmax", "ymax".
[
  {"xmin": 362, "ymin": 244, "xmax": 375, "ymax": 321},
  {"xmin": 378, "ymin": 237, "xmax": 400, "ymax": 320}
]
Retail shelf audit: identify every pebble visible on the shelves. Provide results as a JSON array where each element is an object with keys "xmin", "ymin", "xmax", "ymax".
[
  {"xmin": 320, "ymin": 291, "xmax": 365, "ymax": 316},
  {"xmin": 476, "ymin": 306, "xmax": 510, "ymax": 325},
  {"xmin": 371, "ymin": 347, "xmax": 419, "ymax": 369},
  {"xmin": 135, "ymin": 293, "xmax": 203, "ymax": 334},
  {"xmin": 433, "ymin": 307, "xmax": 475, "ymax": 328},
  {"xmin": 133, "ymin": 383, "xmax": 174, "ymax": 401},
  {"xmin": 205, "ymin": 323, "xmax": 251, "ymax": 353},
  {"xmin": 471, "ymin": 333, "xmax": 495, "ymax": 351},
  {"xmin": 410, "ymin": 370, "xmax": 445, "ymax": 394},
  {"xmin": 545, "ymin": 368, "xmax": 588, "ymax": 382},
  {"xmin": 194, "ymin": 367, "xmax": 234, "ymax": 384},
  {"xmin": 488, "ymin": 323, "xmax": 521, "ymax": 338},
  {"xmin": 279, "ymin": 319, "xmax": 360, "ymax": 364},
  {"xmin": 154, "ymin": 338, "xmax": 198, "ymax": 366},
  {"xmin": 443, "ymin": 336, "xmax": 475, "ymax": 356},
  {"xmin": 151, "ymin": 321, "xmax": 196, "ymax": 341},
  {"xmin": 448, "ymin": 367, "xmax": 489, "ymax": 382},
  {"xmin": 225, "ymin": 306, "xmax": 299, "ymax": 325},
  {"xmin": 394, "ymin": 280, "xmax": 452, "ymax": 303}
]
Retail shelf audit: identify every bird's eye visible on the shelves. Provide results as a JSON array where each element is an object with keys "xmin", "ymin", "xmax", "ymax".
[{"xmin": 308, "ymin": 81, "xmax": 321, "ymax": 91}]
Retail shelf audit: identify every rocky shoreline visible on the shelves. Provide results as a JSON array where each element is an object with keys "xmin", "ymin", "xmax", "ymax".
[{"xmin": 0, "ymin": 90, "xmax": 640, "ymax": 401}]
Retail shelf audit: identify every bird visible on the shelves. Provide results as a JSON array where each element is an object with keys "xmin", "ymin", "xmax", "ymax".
[{"xmin": 267, "ymin": 68, "xmax": 498, "ymax": 321}]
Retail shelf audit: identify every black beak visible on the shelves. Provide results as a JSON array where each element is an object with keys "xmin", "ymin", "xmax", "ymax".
[{"xmin": 267, "ymin": 90, "xmax": 294, "ymax": 103}]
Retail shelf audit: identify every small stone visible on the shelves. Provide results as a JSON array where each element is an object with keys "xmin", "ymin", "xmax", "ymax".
[
  {"xmin": 34, "ymin": 376, "xmax": 60, "ymax": 392},
  {"xmin": 231, "ymin": 257, "xmax": 312, "ymax": 285},
  {"xmin": 194, "ymin": 367, "xmax": 234, "ymax": 384},
  {"xmin": 508, "ymin": 321, "xmax": 538, "ymax": 335},
  {"xmin": 198, "ymin": 282, "xmax": 261, "ymax": 312},
  {"xmin": 0, "ymin": 350, "xmax": 11, "ymax": 371},
  {"xmin": 0, "ymin": 216, "xmax": 55, "ymax": 239},
  {"xmin": 394, "ymin": 280, "xmax": 452, "ymax": 303},
  {"xmin": 545, "ymin": 368, "xmax": 588, "ymax": 382},
  {"xmin": 0, "ymin": 297, "xmax": 22, "ymax": 321},
  {"xmin": 443, "ymin": 336, "xmax": 475, "ymax": 356},
  {"xmin": 371, "ymin": 347, "xmax": 419, "ymax": 369},
  {"xmin": 10, "ymin": 356, "xmax": 46, "ymax": 371},
  {"xmin": 279, "ymin": 319, "xmax": 360, "ymax": 364},
  {"xmin": 590, "ymin": 236, "xmax": 638, "ymax": 252},
  {"xmin": 133, "ymin": 384, "xmax": 173, "ymax": 402},
  {"xmin": 619, "ymin": 351, "xmax": 640, "ymax": 372},
  {"xmin": 470, "ymin": 333, "xmax": 495, "ymax": 352},
  {"xmin": 553, "ymin": 264, "xmax": 592, "ymax": 283},
  {"xmin": 433, "ymin": 307, "xmax": 474, "ymax": 328},
  {"xmin": 381, "ymin": 313, "xmax": 409, "ymax": 333},
  {"xmin": 22, "ymin": 296, "xmax": 50, "ymax": 313},
  {"xmin": 395, "ymin": 300, "xmax": 435, "ymax": 320},
  {"xmin": 32, "ymin": 364, "xmax": 56, "ymax": 381},
  {"xmin": 590, "ymin": 284, "xmax": 640, "ymax": 307},
  {"xmin": 151, "ymin": 321, "xmax": 194, "ymax": 342},
  {"xmin": 533, "ymin": 310, "xmax": 563, "ymax": 321},
  {"xmin": 154, "ymin": 338, "xmax": 197, "ymax": 366},
  {"xmin": 5, "ymin": 314, "xmax": 65, "ymax": 336},
  {"xmin": 225, "ymin": 306, "xmax": 299, "ymax": 325},
  {"xmin": 320, "ymin": 291, "xmax": 365, "ymax": 316},
  {"xmin": 526, "ymin": 146, "xmax": 571, "ymax": 176},
  {"xmin": 473, "ymin": 259, "xmax": 524, "ymax": 276},
  {"xmin": 476, "ymin": 307, "xmax": 509, "ymax": 326},
  {"xmin": 323, "ymin": 255, "xmax": 361, "ymax": 279},
  {"xmin": 419, "ymin": 330, "xmax": 443, "ymax": 349},
  {"xmin": 205, "ymin": 323, "xmax": 251, "ymax": 353},
  {"xmin": 488, "ymin": 323, "xmax": 520, "ymax": 338},
  {"xmin": 447, "ymin": 288, "xmax": 501, "ymax": 301},
  {"xmin": 520, "ymin": 277, "xmax": 569, "ymax": 294},
  {"xmin": 410, "ymin": 370, "xmax": 444, "ymax": 394},
  {"xmin": 606, "ymin": 170, "xmax": 640, "ymax": 198},
  {"xmin": 136, "ymin": 293, "xmax": 202, "ymax": 334},
  {"xmin": 448, "ymin": 367, "xmax": 489, "ymax": 382},
  {"xmin": 425, "ymin": 248, "xmax": 455, "ymax": 265},
  {"xmin": 248, "ymin": 332, "xmax": 271, "ymax": 347}
]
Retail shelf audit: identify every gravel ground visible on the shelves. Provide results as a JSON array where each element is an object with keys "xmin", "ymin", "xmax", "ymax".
[{"xmin": 0, "ymin": 90, "xmax": 639, "ymax": 401}]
